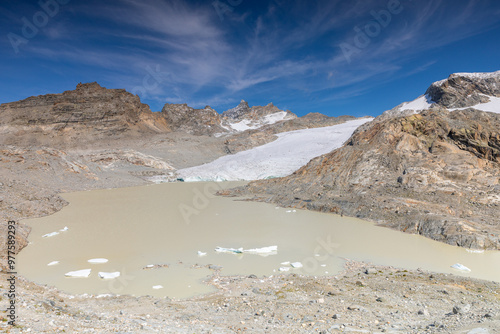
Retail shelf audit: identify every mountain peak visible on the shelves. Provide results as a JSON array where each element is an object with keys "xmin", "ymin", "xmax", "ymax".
[{"xmin": 426, "ymin": 70, "xmax": 500, "ymax": 109}]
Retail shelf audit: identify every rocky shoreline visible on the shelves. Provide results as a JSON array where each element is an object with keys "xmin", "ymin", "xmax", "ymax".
[{"xmin": 2, "ymin": 261, "xmax": 499, "ymax": 333}]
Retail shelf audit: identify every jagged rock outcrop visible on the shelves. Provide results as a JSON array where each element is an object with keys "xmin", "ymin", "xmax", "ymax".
[
  {"xmin": 226, "ymin": 72, "xmax": 500, "ymax": 250},
  {"xmin": 160, "ymin": 104, "xmax": 227, "ymax": 136},
  {"xmin": 0, "ymin": 82, "xmax": 169, "ymax": 142},
  {"xmin": 221, "ymin": 100, "xmax": 251, "ymax": 119},
  {"xmin": 161, "ymin": 100, "xmax": 298, "ymax": 136},
  {"xmin": 426, "ymin": 71, "xmax": 500, "ymax": 108},
  {"xmin": 222, "ymin": 100, "xmax": 296, "ymax": 121}
]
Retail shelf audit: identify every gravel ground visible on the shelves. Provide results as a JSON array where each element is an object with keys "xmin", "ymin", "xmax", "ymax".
[{"xmin": 1, "ymin": 260, "xmax": 499, "ymax": 333}]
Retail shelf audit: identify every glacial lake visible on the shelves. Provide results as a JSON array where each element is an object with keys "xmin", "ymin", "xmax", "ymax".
[{"xmin": 18, "ymin": 181, "xmax": 500, "ymax": 299}]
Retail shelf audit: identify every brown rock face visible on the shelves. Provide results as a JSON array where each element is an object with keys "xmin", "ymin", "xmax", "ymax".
[
  {"xmin": 161, "ymin": 104, "xmax": 227, "ymax": 136},
  {"xmin": 230, "ymin": 110, "xmax": 500, "ymax": 250},
  {"xmin": 0, "ymin": 82, "xmax": 169, "ymax": 140}
]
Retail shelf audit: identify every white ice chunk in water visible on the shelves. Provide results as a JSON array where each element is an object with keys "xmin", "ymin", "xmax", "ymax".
[
  {"xmin": 451, "ymin": 263, "xmax": 471, "ymax": 272},
  {"xmin": 59, "ymin": 226, "xmax": 69, "ymax": 232},
  {"xmin": 65, "ymin": 269, "xmax": 91, "ymax": 278},
  {"xmin": 278, "ymin": 267, "xmax": 290, "ymax": 272},
  {"xmin": 42, "ymin": 231, "xmax": 59, "ymax": 238},
  {"xmin": 215, "ymin": 247, "xmax": 243, "ymax": 254},
  {"xmin": 88, "ymin": 258, "xmax": 108, "ymax": 264},
  {"xmin": 466, "ymin": 249, "xmax": 484, "ymax": 254},
  {"xmin": 216, "ymin": 246, "xmax": 277, "ymax": 256},
  {"xmin": 320, "ymin": 264, "xmax": 326, "ymax": 267},
  {"xmin": 98, "ymin": 272, "xmax": 120, "ymax": 279},
  {"xmin": 281, "ymin": 261, "xmax": 290, "ymax": 265},
  {"xmin": 290, "ymin": 262, "xmax": 303, "ymax": 268},
  {"xmin": 243, "ymin": 246, "xmax": 278, "ymax": 256},
  {"xmin": 152, "ymin": 285, "xmax": 163, "ymax": 289},
  {"xmin": 197, "ymin": 251, "xmax": 207, "ymax": 257},
  {"xmin": 47, "ymin": 261, "xmax": 60, "ymax": 266},
  {"xmin": 146, "ymin": 264, "xmax": 154, "ymax": 268}
]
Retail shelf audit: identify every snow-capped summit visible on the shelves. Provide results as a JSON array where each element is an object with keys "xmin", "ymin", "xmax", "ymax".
[
  {"xmin": 220, "ymin": 101, "xmax": 297, "ymax": 133},
  {"xmin": 382, "ymin": 70, "xmax": 500, "ymax": 118}
]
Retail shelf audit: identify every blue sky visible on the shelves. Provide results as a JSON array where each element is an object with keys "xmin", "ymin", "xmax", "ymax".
[{"xmin": 1, "ymin": 0, "xmax": 500, "ymax": 117}]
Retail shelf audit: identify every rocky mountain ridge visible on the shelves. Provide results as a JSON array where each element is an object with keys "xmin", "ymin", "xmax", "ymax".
[
  {"xmin": 1, "ymin": 82, "xmax": 338, "ymax": 140},
  {"xmin": 0, "ymin": 82, "xmax": 169, "ymax": 140},
  {"xmin": 225, "ymin": 71, "xmax": 500, "ymax": 250}
]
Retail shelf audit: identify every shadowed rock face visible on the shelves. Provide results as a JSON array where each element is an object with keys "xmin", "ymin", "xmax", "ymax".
[
  {"xmin": 426, "ymin": 72, "xmax": 500, "ymax": 108},
  {"xmin": 228, "ymin": 109, "xmax": 500, "ymax": 250},
  {"xmin": 0, "ymin": 82, "xmax": 169, "ymax": 138},
  {"xmin": 161, "ymin": 103, "xmax": 227, "ymax": 136},
  {"xmin": 221, "ymin": 100, "xmax": 252, "ymax": 120},
  {"xmin": 222, "ymin": 100, "xmax": 296, "ymax": 122}
]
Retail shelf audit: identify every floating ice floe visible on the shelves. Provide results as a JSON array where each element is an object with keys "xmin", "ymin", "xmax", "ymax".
[
  {"xmin": 98, "ymin": 272, "xmax": 120, "ymax": 279},
  {"xmin": 215, "ymin": 246, "xmax": 278, "ymax": 257},
  {"xmin": 197, "ymin": 251, "xmax": 207, "ymax": 257},
  {"xmin": 278, "ymin": 267, "xmax": 290, "ymax": 272},
  {"xmin": 42, "ymin": 226, "xmax": 68, "ymax": 238},
  {"xmin": 290, "ymin": 262, "xmax": 303, "ymax": 268},
  {"xmin": 65, "ymin": 269, "xmax": 91, "ymax": 278},
  {"xmin": 243, "ymin": 246, "xmax": 278, "ymax": 256},
  {"xmin": 215, "ymin": 247, "xmax": 243, "ymax": 254},
  {"xmin": 42, "ymin": 231, "xmax": 59, "ymax": 238},
  {"xmin": 320, "ymin": 264, "xmax": 327, "ymax": 267},
  {"xmin": 146, "ymin": 264, "xmax": 155, "ymax": 268},
  {"xmin": 47, "ymin": 261, "xmax": 60, "ymax": 266},
  {"xmin": 88, "ymin": 258, "xmax": 108, "ymax": 264},
  {"xmin": 466, "ymin": 249, "xmax": 485, "ymax": 254},
  {"xmin": 285, "ymin": 210, "xmax": 297, "ymax": 213},
  {"xmin": 281, "ymin": 261, "xmax": 290, "ymax": 265},
  {"xmin": 152, "ymin": 285, "xmax": 163, "ymax": 289},
  {"xmin": 451, "ymin": 263, "xmax": 471, "ymax": 272}
]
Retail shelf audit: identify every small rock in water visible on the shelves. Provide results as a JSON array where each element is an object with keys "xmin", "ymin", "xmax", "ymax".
[{"xmin": 208, "ymin": 264, "xmax": 222, "ymax": 270}]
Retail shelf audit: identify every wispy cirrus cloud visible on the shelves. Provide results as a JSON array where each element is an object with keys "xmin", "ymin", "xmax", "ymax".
[{"xmin": 1, "ymin": 0, "xmax": 499, "ymax": 115}]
